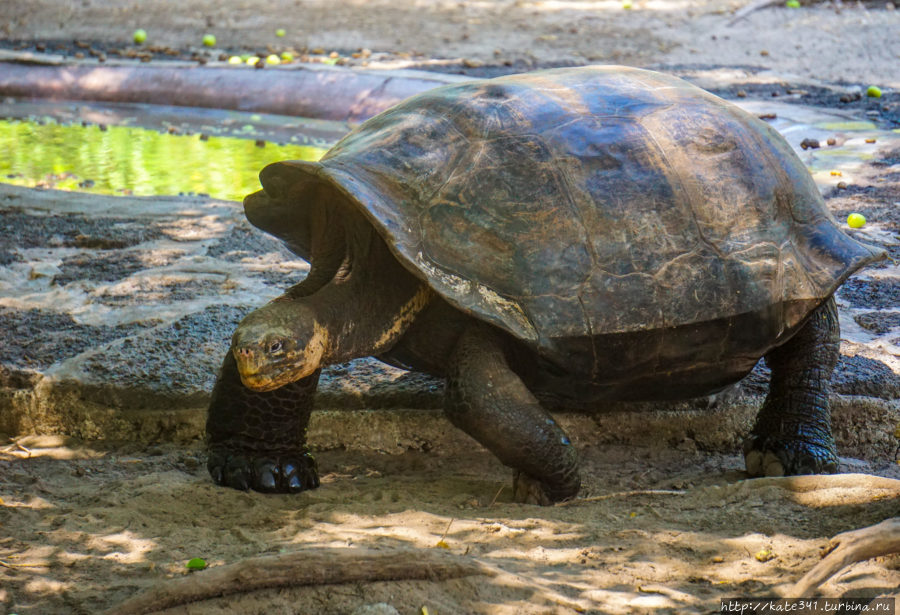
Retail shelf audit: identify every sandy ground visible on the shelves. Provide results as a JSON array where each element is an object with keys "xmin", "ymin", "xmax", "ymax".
[
  {"xmin": 2, "ymin": 0, "xmax": 900, "ymax": 613},
  {"xmin": 1, "ymin": 436, "xmax": 898, "ymax": 614}
]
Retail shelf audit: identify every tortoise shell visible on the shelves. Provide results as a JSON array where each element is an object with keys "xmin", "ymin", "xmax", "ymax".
[{"xmin": 252, "ymin": 66, "xmax": 882, "ymax": 366}]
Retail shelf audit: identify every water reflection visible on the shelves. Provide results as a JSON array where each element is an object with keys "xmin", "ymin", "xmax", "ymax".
[{"xmin": 0, "ymin": 119, "xmax": 328, "ymax": 201}]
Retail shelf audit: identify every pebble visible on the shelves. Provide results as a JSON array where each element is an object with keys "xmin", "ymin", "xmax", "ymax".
[{"xmin": 800, "ymin": 138, "xmax": 820, "ymax": 150}]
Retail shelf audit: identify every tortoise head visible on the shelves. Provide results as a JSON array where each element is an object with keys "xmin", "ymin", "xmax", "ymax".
[{"xmin": 231, "ymin": 300, "xmax": 329, "ymax": 392}]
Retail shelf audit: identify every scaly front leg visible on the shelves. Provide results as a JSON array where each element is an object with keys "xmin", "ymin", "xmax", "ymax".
[{"xmin": 206, "ymin": 352, "xmax": 320, "ymax": 493}]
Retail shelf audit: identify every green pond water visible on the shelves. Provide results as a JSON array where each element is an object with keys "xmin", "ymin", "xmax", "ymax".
[{"xmin": 0, "ymin": 118, "xmax": 329, "ymax": 201}]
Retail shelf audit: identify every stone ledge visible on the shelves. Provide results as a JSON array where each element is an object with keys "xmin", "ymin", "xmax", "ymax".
[{"xmin": 2, "ymin": 372, "xmax": 897, "ymax": 464}]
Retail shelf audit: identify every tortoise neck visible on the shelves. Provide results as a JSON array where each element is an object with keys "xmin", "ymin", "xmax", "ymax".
[{"xmin": 298, "ymin": 222, "xmax": 432, "ymax": 365}]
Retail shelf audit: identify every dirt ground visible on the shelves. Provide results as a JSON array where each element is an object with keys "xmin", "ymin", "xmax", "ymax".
[
  {"xmin": 2, "ymin": 436, "xmax": 898, "ymax": 614},
  {"xmin": 2, "ymin": 0, "xmax": 900, "ymax": 613},
  {"xmin": 3, "ymin": 0, "xmax": 900, "ymax": 87}
]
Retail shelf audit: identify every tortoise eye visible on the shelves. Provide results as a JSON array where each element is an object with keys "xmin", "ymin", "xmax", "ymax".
[{"xmin": 268, "ymin": 340, "xmax": 284, "ymax": 354}]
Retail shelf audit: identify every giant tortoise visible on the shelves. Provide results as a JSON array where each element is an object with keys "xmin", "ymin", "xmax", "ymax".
[{"xmin": 205, "ymin": 65, "xmax": 884, "ymax": 504}]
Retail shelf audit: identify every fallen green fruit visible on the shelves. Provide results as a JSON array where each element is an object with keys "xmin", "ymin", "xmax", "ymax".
[
  {"xmin": 785, "ymin": 0, "xmax": 800, "ymax": 7},
  {"xmin": 847, "ymin": 213, "xmax": 866, "ymax": 228},
  {"xmin": 276, "ymin": 28, "xmax": 286, "ymax": 37},
  {"xmin": 133, "ymin": 29, "xmax": 147, "ymax": 44},
  {"xmin": 186, "ymin": 557, "xmax": 207, "ymax": 570},
  {"xmin": 202, "ymin": 34, "xmax": 217, "ymax": 47},
  {"xmin": 281, "ymin": 51, "xmax": 294, "ymax": 62},
  {"xmin": 266, "ymin": 54, "xmax": 281, "ymax": 64},
  {"xmin": 866, "ymin": 85, "xmax": 882, "ymax": 98}
]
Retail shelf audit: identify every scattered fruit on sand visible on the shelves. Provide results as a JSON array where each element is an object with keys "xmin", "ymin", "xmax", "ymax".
[
  {"xmin": 266, "ymin": 54, "xmax": 281, "ymax": 64},
  {"xmin": 202, "ymin": 34, "xmax": 216, "ymax": 47},
  {"xmin": 866, "ymin": 85, "xmax": 883, "ymax": 98},
  {"xmin": 186, "ymin": 557, "xmax": 208, "ymax": 570},
  {"xmin": 276, "ymin": 28, "xmax": 286, "ymax": 37},
  {"xmin": 228, "ymin": 55, "xmax": 242, "ymax": 64},
  {"xmin": 133, "ymin": 29, "xmax": 147, "ymax": 44}
]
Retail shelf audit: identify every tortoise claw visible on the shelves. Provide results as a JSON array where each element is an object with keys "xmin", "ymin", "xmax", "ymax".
[
  {"xmin": 743, "ymin": 435, "xmax": 838, "ymax": 477},
  {"xmin": 208, "ymin": 447, "xmax": 319, "ymax": 494},
  {"xmin": 512, "ymin": 471, "xmax": 576, "ymax": 506}
]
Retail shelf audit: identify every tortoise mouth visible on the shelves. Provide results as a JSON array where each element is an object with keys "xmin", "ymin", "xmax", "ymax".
[
  {"xmin": 233, "ymin": 348, "xmax": 318, "ymax": 392},
  {"xmin": 236, "ymin": 359, "xmax": 317, "ymax": 392}
]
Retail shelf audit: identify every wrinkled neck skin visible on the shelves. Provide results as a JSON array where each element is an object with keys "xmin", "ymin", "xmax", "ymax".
[{"xmin": 232, "ymin": 201, "xmax": 431, "ymax": 392}]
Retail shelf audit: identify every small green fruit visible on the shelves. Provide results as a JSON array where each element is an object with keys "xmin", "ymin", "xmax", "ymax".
[
  {"xmin": 847, "ymin": 213, "xmax": 867, "ymax": 228},
  {"xmin": 186, "ymin": 557, "xmax": 207, "ymax": 570},
  {"xmin": 785, "ymin": 0, "xmax": 800, "ymax": 7},
  {"xmin": 266, "ymin": 54, "xmax": 281, "ymax": 64},
  {"xmin": 133, "ymin": 29, "xmax": 147, "ymax": 44},
  {"xmin": 280, "ymin": 51, "xmax": 294, "ymax": 62},
  {"xmin": 202, "ymin": 34, "xmax": 217, "ymax": 47},
  {"xmin": 246, "ymin": 56, "xmax": 260, "ymax": 65},
  {"xmin": 228, "ymin": 55, "xmax": 242, "ymax": 64},
  {"xmin": 866, "ymin": 85, "xmax": 882, "ymax": 98},
  {"xmin": 276, "ymin": 28, "xmax": 286, "ymax": 37}
]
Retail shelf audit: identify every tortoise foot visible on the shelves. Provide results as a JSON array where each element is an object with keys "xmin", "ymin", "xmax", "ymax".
[
  {"xmin": 743, "ymin": 435, "xmax": 838, "ymax": 477},
  {"xmin": 207, "ymin": 446, "xmax": 320, "ymax": 494},
  {"xmin": 512, "ymin": 472, "xmax": 577, "ymax": 506}
]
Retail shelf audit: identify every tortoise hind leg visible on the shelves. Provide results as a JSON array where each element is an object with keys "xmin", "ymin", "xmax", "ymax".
[
  {"xmin": 744, "ymin": 296, "xmax": 840, "ymax": 477},
  {"xmin": 206, "ymin": 351, "xmax": 320, "ymax": 493},
  {"xmin": 445, "ymin": 324, "xmax": 580, "ymax": 505}
]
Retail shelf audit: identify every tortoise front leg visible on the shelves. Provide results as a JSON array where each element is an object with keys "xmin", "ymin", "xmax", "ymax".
[
  {"xmin": 744, "ymin": 296, "xmax": 840, "ymax": 476},
  {"xmin": 206, "ymin": 351, "xmax": 320, "ymax": 493},
  {"xmin": 445, "ymin": 325, "xmax": 580, "ymax": 505}
]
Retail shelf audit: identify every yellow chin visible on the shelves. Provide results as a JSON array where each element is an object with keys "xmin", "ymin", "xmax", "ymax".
[{"xmin": 237, "ymin": 363, "xmax": 318, "ymax": 392}]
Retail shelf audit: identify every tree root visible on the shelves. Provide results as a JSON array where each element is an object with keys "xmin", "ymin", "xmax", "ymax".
[
  {"xmin": 556, "ymin": 489, "xmax": 687, "ymax": 507},
  {"xmin": 106, "ymin": 547, "xmax": 494, "ymax": 615},
  {"xmin": 791, "ymin": 518, "xmax": 900, "ymax": 597}
]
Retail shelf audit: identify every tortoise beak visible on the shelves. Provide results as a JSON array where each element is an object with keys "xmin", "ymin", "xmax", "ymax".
[{"xmin": 232, "ymin": 346, "xmax": 279, "ymax": 391}]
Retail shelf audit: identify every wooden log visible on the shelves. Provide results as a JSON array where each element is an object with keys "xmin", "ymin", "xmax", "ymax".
[
  {"xmin": 0, "ymin": 58, "xmax": 468, "ymax": 123},
  {"xmin": 106, "ymin": 547, "xmax": 493, "ymax": 615}
]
